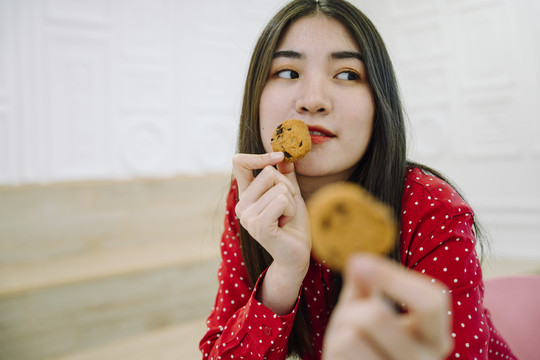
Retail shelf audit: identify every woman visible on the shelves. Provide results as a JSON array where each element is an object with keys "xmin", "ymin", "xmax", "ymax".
[{"xmin": 200, "ymin": 1, "xmax": 516, "ymax": 359}]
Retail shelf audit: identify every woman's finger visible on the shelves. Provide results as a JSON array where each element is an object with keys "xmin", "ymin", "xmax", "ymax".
[
  {"xmin": 347, "ymin": 299, "xmax": 442, "ymax": 360},
  {"xmin": 276, "ymin": 160, "xmax": 301, "ymax": 193},
  {"xmin": 237, "ymin": 164, "xmax": 295, "ymax": 204},
  {"xmin": 232, "ymin": 152, "xmax": 284, "ymax": 194},
  {"xmin": 257, "ymin": 192, "xmax": 296, "ymax": 233},
  {"xmin": 240, "ymin": 189, "xmax": 296, "ymax": 246},
  {"xmin": 237, "ymin": 182, "xmax": 295, "ymax": 228},
  {"xmin": 345, "ymin": 254, "xmax": 453, "ymax": 356},
  {"xmin": 323, "ymin": 318, "xmax": 381, "ymax": 360},
  {"xmin": 338, "ymin": 254, "xmax": 375, "ymax": 304}
]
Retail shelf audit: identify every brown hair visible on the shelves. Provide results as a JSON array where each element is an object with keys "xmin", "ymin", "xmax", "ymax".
[{"xmin": 235, "ymin": 0, "xmax": 485, "ymax": 357}]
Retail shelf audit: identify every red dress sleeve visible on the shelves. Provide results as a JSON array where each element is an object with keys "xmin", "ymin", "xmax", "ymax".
[
  {"xmin": 199, "ymin": 181, "xmax": 299, "ymax": 360},
  {"xmin": 401, "ymin": 168, "xmax": 517, "ymax": 360}
]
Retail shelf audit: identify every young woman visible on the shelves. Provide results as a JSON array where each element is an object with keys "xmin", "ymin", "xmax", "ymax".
[{"xmin": 200, "ymin": 0, "xmax": 516, "ymax": 359}]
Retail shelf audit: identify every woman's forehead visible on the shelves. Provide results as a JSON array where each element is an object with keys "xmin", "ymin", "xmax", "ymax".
[{"xmin": 276, "ymin": 14, "xmax": 360, "ymax": 54}]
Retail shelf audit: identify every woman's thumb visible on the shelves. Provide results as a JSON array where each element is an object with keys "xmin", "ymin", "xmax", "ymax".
[
  {"xmin": 276, "ymin": 161, "xmax": 300, "ymax": 191},
  {"xmin": 339, "ymin": 255, "xmax": 373, "ymax": 303}
]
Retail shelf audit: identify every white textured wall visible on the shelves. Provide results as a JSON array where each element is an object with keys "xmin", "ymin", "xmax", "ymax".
[
  {"xmin": 1, "ymin": 0, "xmax": 539, "ymax": 259},
  {"xmin": 357, "ymin": 0, "xmax": 540, "ymax": 259},
  {"xmin": 0, "ymin": 0, "xmax": 291, "ymax": 182}
]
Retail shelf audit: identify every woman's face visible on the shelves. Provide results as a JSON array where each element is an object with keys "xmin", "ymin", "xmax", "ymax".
[{"xmin": 259, "ymin": 14, "xmax": 374, "ymax": 182}]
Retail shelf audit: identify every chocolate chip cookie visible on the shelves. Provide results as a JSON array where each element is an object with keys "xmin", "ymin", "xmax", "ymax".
[
  {"xmin": 270, "ymin": 119, "xmax": 311, "ymax": 162},
  {"xmin": 307, "ymin": 182, "xmax": 397, "ymax": 271}
]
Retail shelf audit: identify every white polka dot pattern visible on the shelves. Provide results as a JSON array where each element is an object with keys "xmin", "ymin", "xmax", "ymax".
[
  {"xmin": 200, "ymin": 168, "xmax": 517, "ymax": 360},
  {"xmin": 401, "ymin": 168, "xmax": 516, "ymax": 360}
]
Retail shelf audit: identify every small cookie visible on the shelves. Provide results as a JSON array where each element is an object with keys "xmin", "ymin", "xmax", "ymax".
[
  {"xmin": 270, "ymin": 119, "xmax": 311, "ymax": 162},
  {"xmin": 307, "ymin": 182, "xmax": 397, "ymax": 271}
]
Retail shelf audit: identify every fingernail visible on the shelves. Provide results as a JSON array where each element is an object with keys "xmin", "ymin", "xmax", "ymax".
[
  {"xmin": 270, "ymin": 152, "xmax": 282, "ymax": 161},
  {"xmin": 349, "ymin": 254, "xmax": 374, "ymax": 275}
]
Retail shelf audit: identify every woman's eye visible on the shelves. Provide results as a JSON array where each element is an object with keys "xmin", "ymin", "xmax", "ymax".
[
  {"xmin": 276, "ymin": 70, "xmax": 299, "ymax": 79},
  {"xmin": 335, "ymin": 71, "xmax": 360, "ymax": 81}
]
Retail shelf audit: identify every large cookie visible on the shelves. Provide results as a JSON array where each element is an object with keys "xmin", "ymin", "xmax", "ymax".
[
  {"xmin": 307, "ymin": 182, "xmax": 397, "ymax": 271},
  {"xmin": 270, "ymin": 119, "xmax": 311, "ymax": 162}
]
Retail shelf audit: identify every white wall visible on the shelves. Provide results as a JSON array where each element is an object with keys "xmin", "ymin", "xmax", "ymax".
[
  {"xmin": 1, "ymin": 0, "xmax": 539, "ymax": 259},
  {"xmin": 357, "ymin": 0, "xmax": 540, "ymax": 259},
  {"xmin": 0, "ymin": 0, "xmax": 291, "ymax": 182}
]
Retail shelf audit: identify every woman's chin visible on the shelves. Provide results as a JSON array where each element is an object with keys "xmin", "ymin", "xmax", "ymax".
[
  {"xmin": 295, "ymin": 156, "xmax": 356, "ymax": 183},
  {"xmin": 295, "ymin": 160, "xmax": 334, "ymax": 179}
]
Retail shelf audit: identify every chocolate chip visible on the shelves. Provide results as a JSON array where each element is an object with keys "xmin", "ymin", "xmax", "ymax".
[
  {"xmin": 284, "ymin": 151, "xmax": 292, "ymax": 159},
  {"xmin": 322, "ymin": 216, "xmax": 331, "ymax": 228},
  {"xmin": 299, "ymin": 141, "xmax": 303, "ymax": 147},
  {"xmin": 335, "ymin": 203, "xmax": 347, "ymax": 214}
]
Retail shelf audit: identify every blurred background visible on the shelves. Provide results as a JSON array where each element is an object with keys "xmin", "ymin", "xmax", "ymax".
[{"xmin": 0, "ymin": 0, "xmax": 539, "ymax": 359}]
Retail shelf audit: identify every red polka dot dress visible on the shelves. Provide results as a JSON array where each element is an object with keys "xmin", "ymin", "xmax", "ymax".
[{"xmin": 199, "ymin": 167, "xmax": 517, "ymax": 360}]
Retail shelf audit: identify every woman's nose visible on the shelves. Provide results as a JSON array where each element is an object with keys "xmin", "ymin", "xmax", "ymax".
[{"xmin": 295, "ymin": 76, "xmax": 331, "ymax": 114}]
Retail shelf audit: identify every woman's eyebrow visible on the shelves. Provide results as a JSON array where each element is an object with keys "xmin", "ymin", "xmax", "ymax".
[
  {"xmin": 273, "ymin": 50, "xmax": 303, "ymax": 59},
  {"xmin": 272, "ymin": 50, "xmax": 364, "ymax": 62},
  {"xmin": 331, "ymin": 51, "xmax": 364, "ymax": 63}
]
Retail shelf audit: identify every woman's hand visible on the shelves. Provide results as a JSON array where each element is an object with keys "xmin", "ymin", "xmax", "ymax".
[
  {"xmin": 232, "ymin": 152, "xmax": 311, "ymax": 314},
  {"xmin": 323, "ymin": 254, "xmax": 453, "ymax": 360}
]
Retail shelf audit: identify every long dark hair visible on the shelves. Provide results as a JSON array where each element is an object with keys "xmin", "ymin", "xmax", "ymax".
[{"xmin": 235, "ymin": 0, "xmax": 485, "ymax": 357}]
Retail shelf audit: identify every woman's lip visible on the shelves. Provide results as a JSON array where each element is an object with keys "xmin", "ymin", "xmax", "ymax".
[
  {"xmin": 310, "ymin": 134, "xmax": 332, "ymax": 144},
  {"xmin": 308, "ymin": 125, "xmax": 335, "ymax": 144},
  {"xmin": 307, "ymin": 125, "xmax": 335, "ymax": 137}
]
